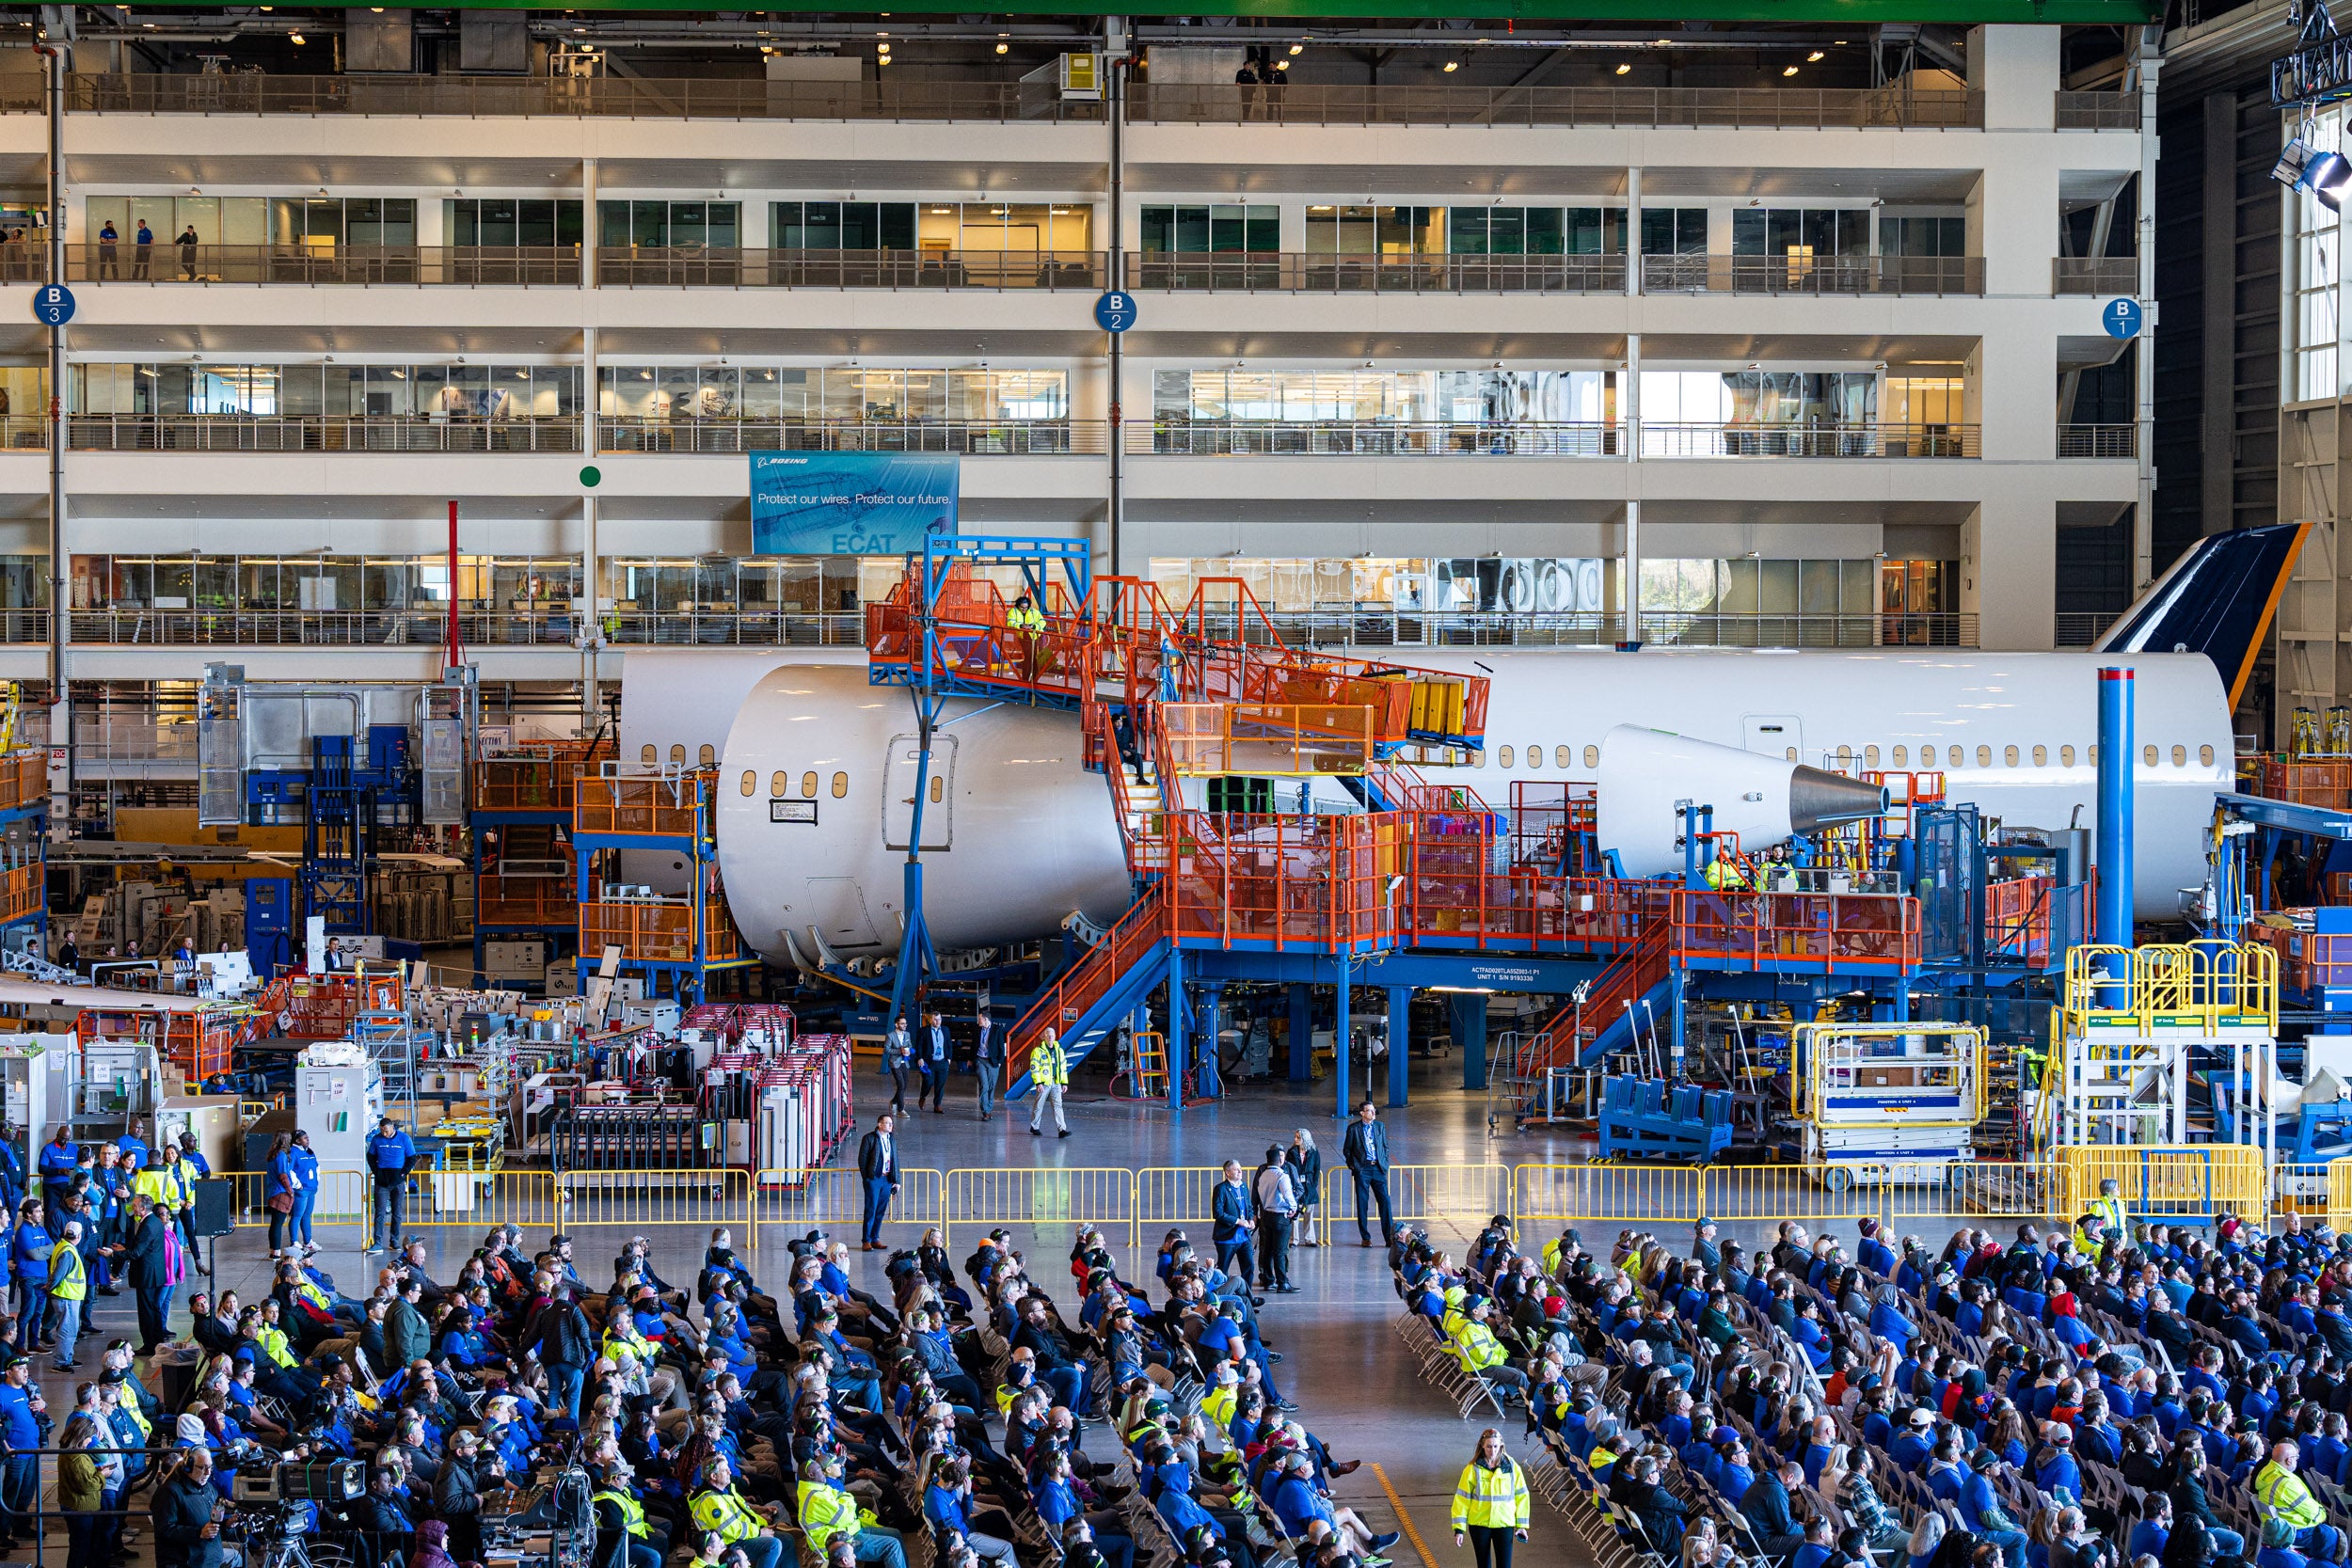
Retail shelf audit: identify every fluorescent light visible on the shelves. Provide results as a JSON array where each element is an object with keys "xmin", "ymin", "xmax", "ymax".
[
  {"xmin": 1614, "ymin": 62, "xmax": 1631, "ymax": 74},
  {"xmin": 1782, "ymin": 64, "xmax": 1799, "ymax": 75},
  {"xmin": 1808, "ymin": 50, "xmax": 1824, "ymax": 61},
  {"xmin": 1442, "ymin": 59, "xmax": 1458, "ymax": 72},
  {"xmin": 1288, "ymin": 43, "xmax": 1302, "ymax": 55}
]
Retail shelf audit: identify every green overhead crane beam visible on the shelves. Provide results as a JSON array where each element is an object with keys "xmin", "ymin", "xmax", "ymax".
[{"xmin": 173, "ymin": 0, "xmax": 2164, "ymax": 22}]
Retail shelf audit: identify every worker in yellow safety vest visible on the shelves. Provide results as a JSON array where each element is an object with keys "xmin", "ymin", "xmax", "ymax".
[
  {"xmin": 1450, "ymin": 1297, "xmax": 1532, "ymax": 1405},
  {"xmin": 796, "ymin": 1451, "xmax": 905, "ymax": 1568},
  {"xmin": 1703, "ymin": 844, "xmax": 1750, "ymax": 891},
  {"xmin": 47, "ymin": 1219, "xmax": 86, "ymax": 1370},
  {"xmin": 689, "ymin": 1457, "xmax": 787, "ymax": 1568},
  {"xmin": 592, "ymin": 1455, "xmax": 672, "ymax": 1568},
  {"xmin": 2254, "ymin": 1441, "xmax": 2345, "ymax": 1560},
  {"xmin": 1452, "ymin": 1427, "xmax": 1533, "ymax": 1567},
  {"xmin": 2085, "ymin": 1179, "xmax": 2130, "ymax": 1248},
  {"xmin": 1028, "ymin": 1029, "xmax": 1071, "ymax": 1139}
]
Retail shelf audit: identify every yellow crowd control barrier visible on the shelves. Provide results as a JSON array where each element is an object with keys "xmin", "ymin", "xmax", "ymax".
[
  {"xmin": 2057, "ymin": 1145, "xmax": 2265, "ymax": 1224},
  {"xmin": 403, "ymin": 1169, "xmax": 561, "ymax": 1233},
  {"xmin": 943, "ymin": 1167, "xmax": 1138, "ymax": 1250},
  {"xmin": 1135, "ymin": 1166, "xmax": 1331, "ymax": 1247},
  {"xmin": 1883, "ymin": 1162, "xmax": 2069, "ymax": 1227},
  {"xmin": 1515, "ymin": 1164, "xmax": 1702, "ymax": 1227},
  {"xmin": 219, "ymin": 1167, "xmax": 372, "ymax": 1232},
  {"xmin": 750, "ymin": 1167, "xmax": 946, "ymax": 1251},
  {"xmin": 1699, "ymin": 1164, "xmax": 1889, "ymax": 1227},
  {"xmin": 551, "ymin": 1167, "xmax": 753, "ymax": 1233},
  {"xmin": 2326, "ymin": 1159, "xmax": 2352, "ymax": 1232},
  {"xmin": 1383, "ymin": 1163, "xmax": 1512, "ymax": 1232}
]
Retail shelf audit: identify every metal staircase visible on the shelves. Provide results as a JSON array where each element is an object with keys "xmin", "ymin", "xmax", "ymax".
[{"xmin": 1003, "ymin": 885, "xmax": 1174, "ymax": 1096}]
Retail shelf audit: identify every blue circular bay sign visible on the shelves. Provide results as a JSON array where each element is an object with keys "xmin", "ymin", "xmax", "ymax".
[
  {"xmin": 30, "ymin": 285, "xmax": 72, "ymax": 327},
  {"xmin": 2102, "ymin": 297, "xmax": 2142, "ymax": 340},
  {"xmin": 1093, "ymin": 290, "xmax": 1138, "ymax": 333}
]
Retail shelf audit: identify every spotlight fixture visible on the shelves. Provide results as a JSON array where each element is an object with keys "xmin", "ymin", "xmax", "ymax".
[
  {"xmin": 289, "ymin": 31, "xmax": 305, "ymax": 43},
  {"xmin": 1782, "ymin": 64, "xmax": 1799, "ymax": 75},
  {"xmin": 1615, "ymin": 62, "xmax": 1631, "ymax": 74},
  {"xmin": 1274, "ymin": 58, "xmax": 1287, "ymax": 70},
  {"xmin": 995, "ymin": 40, "xmax": 1008, "ymax": 53},
  {"xmin": 1288, "ymin": 42, "xmax": 1302, "ymax": 55},
  {"xmin": 1808, "ymin": 50, "xmax": 1824, "ymax": 61},
  {"xmin": 1442, "ymin": 59, "xmax": 1458, "ymax": 71}
]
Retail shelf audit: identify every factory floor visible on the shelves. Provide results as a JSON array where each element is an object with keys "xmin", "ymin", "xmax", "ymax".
[{"xmin": 44, "ymin": 1054, "xmax": 1601, "ymax": 1568}]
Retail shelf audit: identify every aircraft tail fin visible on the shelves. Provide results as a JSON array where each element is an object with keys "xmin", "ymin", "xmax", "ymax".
[{"xmin": 2091, "ymin": 522, "xmax": 2311, "ymax": 708}]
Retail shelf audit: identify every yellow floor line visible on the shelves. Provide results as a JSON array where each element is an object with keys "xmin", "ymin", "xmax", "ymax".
[{"xmin": 1371, "ymin": 1461, "xmax": 1443, "ymax": 1568}]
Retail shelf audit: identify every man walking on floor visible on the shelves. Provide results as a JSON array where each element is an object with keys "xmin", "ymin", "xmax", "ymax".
[
  {"xmin": 922, "ymin": 1011, "xmax": 951, "ymax": 1113},
  {"xmin": 1342, "ymin": 1099, "xmax": 1396, "ymax": 1248},
  {"xmin": 1029, "ymin": 1029, "xmax": 1070, "ymax": 1138},
  {"xmin": 1253, "ymin": 1145, "xmax": 1299, "ymax": 1292},
  {"xmin": 974, "ymin": 1003, "xmax": 1002, "ymax": 1120},
  {"xmin": 856, "ymin": 1114, "xmax": 898, "ymax": 1252}
]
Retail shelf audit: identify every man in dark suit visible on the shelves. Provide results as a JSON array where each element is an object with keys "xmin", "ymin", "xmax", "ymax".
[
  {"xmin": 921, "ymin": 1011, "xmax": 951, "ymax": 1113},
  {"xmin": 856, "ymin": 1114, "xmax": 898, "ymax": 1253},
  {"xmin": 113, "ymin": 1195, "xmax": 172, "ymax": 1355}
]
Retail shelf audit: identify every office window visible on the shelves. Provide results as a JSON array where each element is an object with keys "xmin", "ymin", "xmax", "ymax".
[
  {"xmin": 1451, "ymin": 207, "xmax": 1580, "ymax": 256},
  {"xmin": 1730, "ymin": 208, "xmax": 1868, "ymax": 259},
  {"xmin": 599, "ymin": 200, "xmax": 740, "ymax": 249},
  {"xmin": 772, "ymin": 201, "xmax": 916, "ymax": 251},
  {"xmin": 929, "ymin": 203, "xmax": 1091, "ymax": 252},
  {"xmin": 1305, "ymin": 205, "xmax": 1443, "ymax": 255},
  {"xmin": 1881, "ymin": 214, "xmax": 1965, "ymax": 256},
  {"xmin": 1141, "ymin": 204, "xmax": 1278, "ymax": 253},
  {"xmin": 1639, "ymin": 209, "xmax": 1707, "ymax": 255},
  {"xmin": 445, "ymin": 198, "xmax": 583, "ymax": 247}
]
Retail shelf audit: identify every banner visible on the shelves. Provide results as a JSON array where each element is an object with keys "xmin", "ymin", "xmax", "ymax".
[{"xmin": 749, "ymin": 451, "xmax": 959, "ymax": 556}]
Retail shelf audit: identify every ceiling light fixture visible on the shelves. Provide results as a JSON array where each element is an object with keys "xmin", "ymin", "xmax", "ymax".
[
  {"xmin": 289, "ymin": 31, "xmax": 305, "ymax": 43},
  {"xmin": 1441, "ymin": 59, "xmax": 1458, "ymax": 71},
  {"xmin": 995, "ymin": 40, "xmax": 1008, "ymax": 52},
  {"xmin": 1288, "ymin": 42, "xmax": 1302, "ymax": 55},
  {"xmin": 1808, "ymin": 50, "xmax": 1824, "ymax": 61},
  {"xmin": 1782, "ymin": 64, "xmax": 1799, "ymax": 75},
  {"xmin": 1614, "ymin": 62, "xmax": 1631, "ymax": 74}
]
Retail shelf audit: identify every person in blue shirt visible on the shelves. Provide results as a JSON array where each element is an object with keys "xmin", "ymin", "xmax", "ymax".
[
  {"xmin": 8, "ymin": 1198, "xmax": 50, "ymax": 1357},
  {"xmin": 2260, "ymin": 1517, "xmax": 2315, "ymax": 1568},
  {"xmin": 172, "ymin": 1132, "xmax": 209, "ymax": 1180},
  {"xmin": 0, "ymin": 1126, "xmax": 23, "ymax": 1216},
  {"xmin": 0, "ymin": 1354, "xmax": 44, "ymax": 1541},
  {"xmin": 2034, "ymin": 1424, "xmax": 2083, "ymax": 1504},
  {"xmin": 2127, "ymin": 1494, "xmax": 2172, "ymax": 1562},
  {"xmin": 285, "ymin": 1132, "xmax": 320, "ymax": 1255},
  {"xmin": 1959, "ymin": 1449, "xmax": 2027, "ymax": 1568},
  {"xmin": 923, "ymin": 1453, "xmax": 1017, "ymax": 1568},
  {"xmin": 1794, "ymin": 1517, "xmax": 1836, "ymax": 1568},
  {"xmin": 1856, "ymin": 1219, "xmax": 1898, "ymax": 1278},
  {"xmin": 34, "ymin": 1131, "xmax": 73, "ymax": 1218},
  {"xmin": 364, "ymin": 1117, "xmax": 418, "ymax": 1254}
]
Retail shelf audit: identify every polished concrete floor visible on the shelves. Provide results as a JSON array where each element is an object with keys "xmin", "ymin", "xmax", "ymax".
[{"xmin": 88, "ymin": 1052, "xmax": 1592, "ymax": 1568}]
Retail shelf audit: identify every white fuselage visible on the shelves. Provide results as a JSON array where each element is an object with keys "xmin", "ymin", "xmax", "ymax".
[{"xmin": 633, "ymin": 645, "xmax": 2234, "ymax": 964}]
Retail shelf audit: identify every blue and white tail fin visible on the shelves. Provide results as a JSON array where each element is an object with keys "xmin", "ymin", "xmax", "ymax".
[{"xmin": 2092, "ymin": 522, "xmax": 2311, "ymax": 708}]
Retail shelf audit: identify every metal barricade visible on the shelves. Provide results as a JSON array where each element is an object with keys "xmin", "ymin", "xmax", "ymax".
[
  {"xmin": 405, "ymin": 1168, "xmax": 559, "ymax": 1233},
  {"xmin": 1699, "ymin": 1164, "xmax": 1890, "ymax": 1227},
  {"xmin": 942, "ymin": 1166, "xmax": 1137, "ymax": 1249},
  {"xmin": 751, "ymin": 1166, "xmax": 944, "ymax": 1251},
  {"xmin": 1142, "ymin": 1164, "xmax": 1338, "ymax": 1246},
  {"xmin": 2055, "ymin": 1145, "xmax": 2265, "ymax": 1224},
  {"xmin": 224, "ymin": 1166, "xmax": 372, "ymax": 1228},
  {"xmin": 1514, "ymin": 1164, "xmax": 1702, "ymax": 1229},
  {"xmin": 551, "ymin": 1167, "xmax": 752, "ymax": 1235},
  {"xmin": 1383, "ymin": 1163, "xmax": 1512, "ymax": 1233},
  {"xmin": 1884, "ymin": 1162, "xmax": 2069, "ymax": 1227}
]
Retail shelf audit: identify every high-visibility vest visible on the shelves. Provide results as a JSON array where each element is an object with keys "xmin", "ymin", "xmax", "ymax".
[
  {"xmin": 51, "ymin": 1247, "xmax": 84, "ymax": 1303},
  {"xmin": 117, "ymin": 1397, "xmax": 151, "ymax": 1443},
  {"xmin": 1201, "ymin": 1384, "xmax": 1237, "ymax": 1432},
  {"xmin": 1034, "ymin": 1040, "xmax": 1069, "ymax": 1087},
  {"xmin": 294, "ymin": 1281, "xmax": 332, "ymax": 1318},
  {"xmin": 2090, "ymin": 1196, "xmax": 2129, "ymax": 1240},
  {"xmin": 690, "ymin": 1487, "xmax": 764, "ymax": 1545},
  {"xmin": 2255, "ymin": 1463, "xmax": 2328, "ymax": 1530},
  {"xmin": 1451, "ymin": 1323, "xmax": 1507, "ymax": 1375},
  {"xmin": 1452, "ymin": 1459, "xmax": 1532, "ymax": 1531},
  {"xmin": 595, "ymin": 1489, "xmax": 650, "ymax": 1539},
  {"xmin": 796, "ymin": 1481, "xmax": 861, "ymax": 1554},
  {"xmin": 255, "ymin": 1324, "xmax": 296, "ymax": 1371},
  {"xmin": 133, "ymin": 1168, "xmax": 185, "ymax": 1211},
  {"xmin": 603, "ymin": 1321, "xmax": 655, "ymax": 1366}
]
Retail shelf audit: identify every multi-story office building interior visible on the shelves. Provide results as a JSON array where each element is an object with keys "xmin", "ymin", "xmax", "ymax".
[{"xmin": 0, "ymin": 5, "xmax": 2165, "ymax": 806}]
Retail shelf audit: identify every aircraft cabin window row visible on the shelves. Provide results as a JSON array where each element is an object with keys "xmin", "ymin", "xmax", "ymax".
[{"xmin": 1450, "ymin": 737, "xmax": 2204, "ymax": 775}]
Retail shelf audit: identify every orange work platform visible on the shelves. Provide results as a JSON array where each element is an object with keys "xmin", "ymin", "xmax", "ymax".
[{"xmin": 476, "ymin": 736, "xmax": 616, "ymax": 814}]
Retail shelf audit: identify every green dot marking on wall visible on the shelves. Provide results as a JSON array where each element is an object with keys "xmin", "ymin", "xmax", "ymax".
[{"xmin": 579, "ymin": 465, "xmax": 602, "ymax": 488}]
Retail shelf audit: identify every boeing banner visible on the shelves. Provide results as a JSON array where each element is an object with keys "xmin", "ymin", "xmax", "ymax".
[{"xmin": 748, "ymin": 450, "xmax": 960, "ymax": 556}]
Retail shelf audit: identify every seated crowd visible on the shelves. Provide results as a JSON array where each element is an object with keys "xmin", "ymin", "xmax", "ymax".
[
  {"xmin": 118, "ymin": 1219, "xmax": 1390, "ymax": 1568},
  {"xmin": 1397, "ymin": 1192, "xmax": 2352, "ymax": 1568}
]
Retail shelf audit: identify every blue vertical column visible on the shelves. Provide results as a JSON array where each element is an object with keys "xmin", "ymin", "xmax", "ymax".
[
  {"xmin": 2096, "ymin": 665, "xmax": 2137, "ymax": 1009},
  {"xmin": 1386, "ymin": 984, "xmax": 1412, "ymax": 1107},
  {"xmin": 1288, "ymin": 982, "xmax": 1311, "ymax": 1083},
  {"xmin": 1196, "ymin": 981, "xmax": 1225, "ymax": 1099},
  {"xmin": 1334, "ymin": 960, "xmax": 1353, "ymax": 1118},
  {"xmin": 1165, "ymin": 947, "xmax": 1187, "ymax": 1117},
  {"xmin": 1454, "ymin": 991, "xmax": 1489, "ymax": 1091}
]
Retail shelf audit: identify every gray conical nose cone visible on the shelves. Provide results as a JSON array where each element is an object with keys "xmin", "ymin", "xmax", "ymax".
[{"xmin": 1789, "ymin": 768, "xmax": 1891, "ymax": 834}]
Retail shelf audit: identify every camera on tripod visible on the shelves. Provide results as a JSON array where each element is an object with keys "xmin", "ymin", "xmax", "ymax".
[{"xmin": 231, "ymin": 1460, "xmax": 365, "ymax": 1506}]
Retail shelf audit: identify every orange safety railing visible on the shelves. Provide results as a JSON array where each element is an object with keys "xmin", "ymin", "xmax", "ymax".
[
  {"xmin": 0, "ymin": 751, "xmax": 43, "ymax": 816},
  {"xmin": 2259, "ymin": 756, "xmax": 2352, "ymax": 809},
  {"xmin": 1510, "ymin": 780, "xmax": 1598, "ymax": 872},
  {"xmin": 0, "ymin": 862, "xmax": 39, "ymax": 925},
  {"xmin": 1670, "ymin": 889, "xmax": 1920, "ymax": 972},
  {"xmin": 477, "ymin": 873, "xmax": 578, "ymax": 927},
  {"xmin": 166, "ymin": 1007, "xmax": 244, "ymax": 1082},
  {"xmin": 575, "ymin": 768, "xmax": 715, "ymax": 839},
  {"xmin": 253, "ymin": 971, "xmax": 404, "ymax": 1039},
  {"xmin": 1161, "ymin": 702, "xmax": 1376, "ymax": 776},
  {"xmin": 1983, "ymin": 875, "xmax": 2084, "ymax": 967},
  {"xmin": 1514, "ymin": 913, "xmax": 1674, "ymax": 1077},
  {"xmin": 1089, "ymin": 703, "xmax": 1172, "ymax": 878},
  {"xmin": 1165, "ymin": 811, "xmax": 1404, "ymax": 952},
  {"xmin": 476, "ymin": 736, "xmax": 616, "ymax": 813},
  {"xmin": 76, "ymin": 1009, "xmax": 164, "ymax": 1050},
  {"xmin": 1005, "ymin": 884, "xmax": 1169, "ymax": 1086},
  {"xmin": 579, "ymin": 898, "xmax": 744, "ymax": 964}
]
